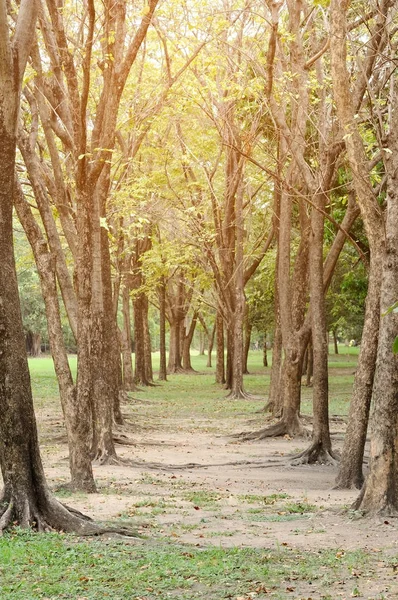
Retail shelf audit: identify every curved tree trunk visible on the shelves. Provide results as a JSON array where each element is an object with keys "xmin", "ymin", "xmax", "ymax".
[{"xmin": 207, "ymin": 322, "xmax": 216, "ymax": 368}]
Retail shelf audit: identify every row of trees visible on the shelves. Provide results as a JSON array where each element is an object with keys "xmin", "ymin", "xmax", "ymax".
[{"xmin": 0, "ymin": 0, "xmax": 397, "ymax": 532}]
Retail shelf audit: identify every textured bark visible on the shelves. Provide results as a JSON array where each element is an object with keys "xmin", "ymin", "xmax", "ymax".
[
  {"xmin": 295, "ymin": 190, "xmax": 336, "ymax": 465},
  {"xmin": 353, "ymin": 122, "xmax": 398, "ymax": 514}
]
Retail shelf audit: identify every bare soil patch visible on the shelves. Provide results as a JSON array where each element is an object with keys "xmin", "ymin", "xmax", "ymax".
[{"xmin": 35, "ymin": 394, "xmax": 398, "ymax": 599}]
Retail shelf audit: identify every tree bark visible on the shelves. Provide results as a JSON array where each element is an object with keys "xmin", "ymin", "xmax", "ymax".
[
  {"xmin": 207, "ymin": 321, "xmax": 216, "ymax": 368},
  {"xmin": 353, "ymin": 123, "xmax": 398, "ymax": 514},
  {"xmin": 331, "ymin": 0, "xmax": 387, "ymax": 488}
]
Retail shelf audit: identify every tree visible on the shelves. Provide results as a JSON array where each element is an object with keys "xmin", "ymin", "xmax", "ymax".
[
  {"xmin": 0, "ymin": 0, "xmax": 98, "ymax": 533},
  {"xmin": 331, "ymin": 0, "xmax": 391, "ymax": 489},
  {"xmin": 353, "ymin": 78, "xmax": 398, "ymax": 515}
]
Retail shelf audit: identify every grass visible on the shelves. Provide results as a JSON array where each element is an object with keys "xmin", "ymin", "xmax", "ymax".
[{"xmin": 0, "ymin": 530, "xmax": 376, "ymax": 600}]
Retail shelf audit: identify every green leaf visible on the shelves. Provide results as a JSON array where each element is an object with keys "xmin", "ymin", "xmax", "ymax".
[{"xmin": 393, "ymin": 337, "xmax": 398, "ymax": 354}]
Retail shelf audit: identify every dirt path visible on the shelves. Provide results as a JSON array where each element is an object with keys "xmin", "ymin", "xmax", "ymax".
[{"xmin": 37, "ymin": 397, "xmax": 398, "ymax": 599}]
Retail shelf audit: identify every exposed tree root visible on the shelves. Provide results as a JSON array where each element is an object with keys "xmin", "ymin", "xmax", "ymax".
[
  {"xmin": 112, "ymin": 434, "xmax": 136, "ymax": 446},
  {"xmin": 225, "ymin": 388, "xmax": 254, "ymax": 400},
  {"xmin": 290, "ymin": 441, "xmax": 339, "ymax": 466},
  {"xmin": 0, "ymin": 492, "xmax": 141, "ymax": 537},
  {"xmin": 231, "ymin": 418, "xmax": 308, "ymax": 441},
  {"xmin": 117, "ymin": 457, "xmax": 288, "ymax": 471}
]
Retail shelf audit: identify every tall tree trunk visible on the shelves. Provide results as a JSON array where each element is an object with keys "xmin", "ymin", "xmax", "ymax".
[
  {"xmin": 121, "ymin": 281, "xmax": 135, "ymax": 390},
  {"xmin": 158, "ymin": 277, "xmax": 167, "ymax": 381},
  {"xmin": 353, "ymin": 127, "xmax": 398, "ymax": 513},
  {"xmin": 90, "ymin": 188, "xmax": 118, "ymax": 465},
  {"xmin": 330, "ymin": 0, "xmax": 387, "ymax": 488},
  {"xmin": 0, "ymin": 0, "xmax": 102, "ymax": 530},
  {"xmin": 294, "ymin": 192, "xmax": 335, "ymax": 464},
  {"xmin": 134, "ymin": 292, "xmax": 150, "ymax": 385},
  {"xmin": 142, "ymin": 294, "xmax": 153, "ymax": 383}
]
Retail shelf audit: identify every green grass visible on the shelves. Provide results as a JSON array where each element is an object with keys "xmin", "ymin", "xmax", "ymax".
[{"xmin": 0, "ymin": 530, "xmax": 375, "ymax": 600}]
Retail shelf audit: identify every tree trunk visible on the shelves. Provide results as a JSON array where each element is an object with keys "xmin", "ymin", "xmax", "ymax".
[
  {"xmin": 14, "ymin": 181, "xmax": 94, "ymax": 487},
  {"xmin": 263, "ymin": 333, "xmax": 268, "ymax": 367},
  {"xmin": 330, "ymin": 0, "xmax": 387, "ymax": 489},
  {"xmin": 267, "ymin": 324, "xmax": 282, "ymax": 415},
  {"xmin": 142, "ymin": 294, "xmax": 153, "ymax": 383},
  {"xmin": 243, "ymin": 317, "xmax": 252, "ymax": 375},
  {"xmin": 0, "ymin": 0, "xmax": 102, "ymax": 530},
  {"xmin": 333, "ymin": 330, "xmax": 339, "ymax": 355},
  {"xmin": 215, "ymin": 310, "xmax": 225, "ymax": 384},
  {"xmin": 89, "ymin": 187, "xmax": 118, "ymax": 465},
  {"xmin": 134, "ymin": 292, "xmax": 150, "ymax": 385},
  {"xmin": 207, "ymin": 322, "xmax": 216, "ymax": 368},
  {"xmin": 182, "ymin": 311, "xmax": 198, "ymax": 371},
  {"xmin": 294, "ymin": 191, "xmax": 335, "ymax": 464},
  {"xmin": 121, "ymin": 281, "xmax": 135, "ymax": 390},
  {"xmin": 158, "ymin": 278, "xmax": 167, "ymax": 381},
  {"xmin": 199, "ymin": 329, "xmax": 205, "ymax": 355},
  {"xmin": 26, "ymin": 331, "xmax": 42, "ymax": 357},
  {"xmin": 168, "ymin": 319, "xmax": 183, "ymax": 373},
  {"xmin": 353, "ymin": 143, "xmax": 398, "ymax": 514}
]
